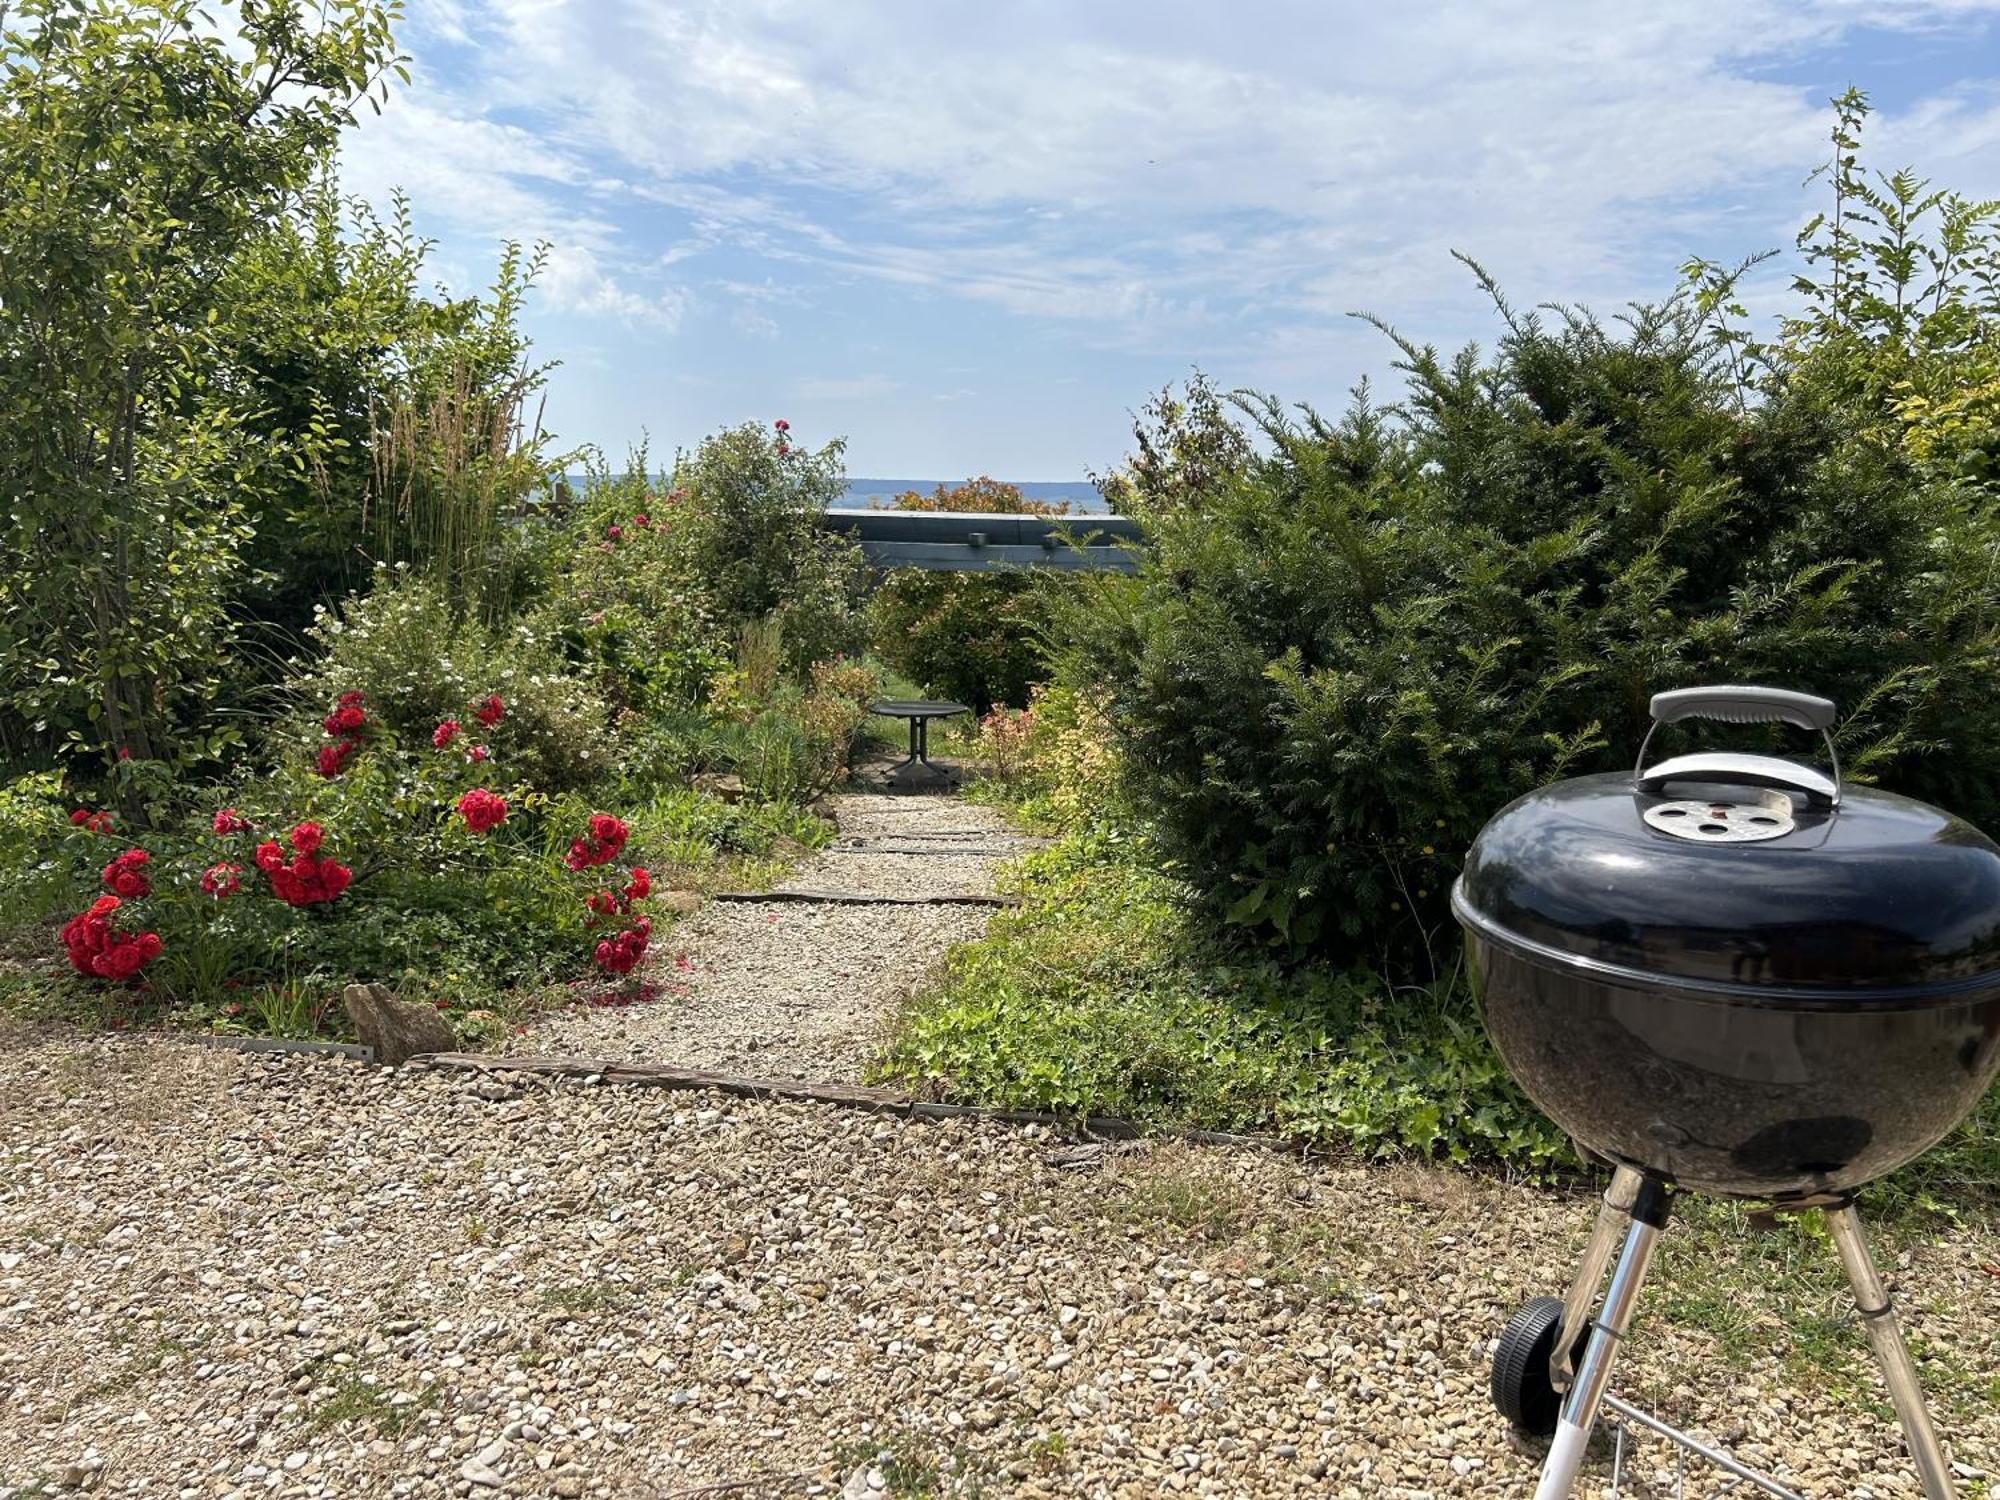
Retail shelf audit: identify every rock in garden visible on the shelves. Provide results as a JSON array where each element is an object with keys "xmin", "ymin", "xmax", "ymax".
[{"xmin": 342, "ymin": 982, "xmax": 457, "ymax": 1065}]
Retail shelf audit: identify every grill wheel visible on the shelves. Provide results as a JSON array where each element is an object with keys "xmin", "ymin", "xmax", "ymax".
[{"xmin": 1491, "ymin": 1296, "xmax": 1580, "ymax": 1436}]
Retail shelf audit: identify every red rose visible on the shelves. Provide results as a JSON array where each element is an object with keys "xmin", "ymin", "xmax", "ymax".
[
  {"xmin": 254, "ymin": 840, "xmax": 285, "ymax": 874},
  {"xmin": 456, "ymin": 789, "xmax": 508, "ymax": 834},
  {"xmin": 100, "ymin": 848, "xmax": 151, "ymax": 899},
  {"xmin": 586, "ymin": 889, "xmax": 619, "ymax": 916},
  {"xmin": 466, "ymin": 744, "xmax": 490, "ymax": 764},
  {"xmin": 433, "ymin": 719, "xmax": 460, "ymax": 749},
  {"xmin": 564, "ymin": 813, "xmax": 630, "ymax": 871},
  {"xmin": 69, "ymin": 808, "xmax": 89, "ymax": 826},
  {"xmin": 322, "ymin": 704, "xmax": 367, "ymax": 737},
  {"xmin": 266, "ymin": 852, "xmax": 352, "ymax": 907},
  {"xmin": 337, "ymin": 691, "xmax": 366, "ymax": 709},
  {"xmin": 59, "ymin": 896, "xmax": 160, "ymax": 983},
  {"xmin": 316, "ymin": 740, "xmax": 357, "ymax": 778},
  {"xmin": 605, "ymin": 524, "xmax": 623, "ymax": 542},
  {"xmin": 473, "ymin": 695, "xmax": 504, "ymax": 728},
  {"xmin": 289, "ymin": 822, "xmax": 324, "ymax": 856},
  {"xmin": 116, "ymin": 746, "xmax": 131, "ymax": 761},
  {"xmin": 200, "ymin": 862, "xmax": 242, "ymax": 899},
  {"xmin": 774, "ymin": 419, "xmax": 789, "ymax": 432},
  {"xmin": 632, "ymin": 513, "xmax": 650, "ymax": 528},
  {"xmin": 212, "ymin": 807, "xmax": 249, "ymax": 835},
  {"xmin": 624, "ymin": 867, "xmax": 651, "ymax": 901},
  {"xmin": 593, "ymin": 922, "xmax": 649, "ymax": 975}
]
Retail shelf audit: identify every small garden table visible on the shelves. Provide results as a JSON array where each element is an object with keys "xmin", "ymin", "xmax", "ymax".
[{"xmin": 870, "ymin": 699, "xmax": 971, "ymax": 789}]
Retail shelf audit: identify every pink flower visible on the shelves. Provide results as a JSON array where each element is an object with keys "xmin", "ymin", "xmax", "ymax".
[
  {"xmin": 605, "ymin": 524, "xmax": 623, "ymax": 542},
  {"xmin": 466, "ymin": 744, "xmax": 490, "ymax": 764},
  {"xmin": 774, "ymin": 419, "xmax": 789, "ymax": 433}
]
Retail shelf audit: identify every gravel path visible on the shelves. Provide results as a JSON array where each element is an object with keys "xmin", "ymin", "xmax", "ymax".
[
  {"xmin": 2, "ymin": 1028, "xmax": 1994, "ymax": 1499},
  {"xmin": 529, "ymin": 794, "xmax": 1038, "ymax": 1080}
]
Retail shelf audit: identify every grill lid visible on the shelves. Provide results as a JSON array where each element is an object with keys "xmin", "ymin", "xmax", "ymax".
[{"xmin": 1453, "ymin": 686, "xmax": 2000, "ymax": 999}]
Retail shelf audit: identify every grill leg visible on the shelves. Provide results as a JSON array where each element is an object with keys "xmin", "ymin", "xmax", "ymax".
[
  {"xmin": 1551, "ymin": 1165, "xmax": 1646, "ymax": 1392},
  {"xmin": 1534, "ymin": 1176, "xmax": 1672, "ymax": 1500},
  {"xmin": 1826, "ymin": 1202, "xmax": 1960, "ymax": 1500}
]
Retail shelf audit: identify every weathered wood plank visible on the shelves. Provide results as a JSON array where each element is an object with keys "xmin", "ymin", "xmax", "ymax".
[
  {"xmin": 709, "ymin": 887, "xmax": 1018, "ymax": 907},
  {"xmin": 408, "ymin": 1051, "xmax": 1297, "ymax": 1156}
]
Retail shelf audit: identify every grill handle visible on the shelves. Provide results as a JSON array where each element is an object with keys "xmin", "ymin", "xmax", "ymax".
[
  {"xmin": 1635, "ymin": 685, "xmax": 1841, "ymax": 808},
  {"xmin": 1647, "ymin": 685, "xmax": 1835, "ymax": 732}
]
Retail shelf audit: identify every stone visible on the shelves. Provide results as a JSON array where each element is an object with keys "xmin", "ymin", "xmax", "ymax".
[
  {"xmin": 695, "ymin": 772, "xmax": 745, "ymax": 805},
  {"xmin": 342, "ymin": 983, "xmax": 457, "ymax": 1066},
  {"xmin": 659, "ymin": 890, "xmax": 702, "ymax": 917},
  {"xmin": 458, "ymin": 1457, "xmax": 502, "ymax": 1487}
]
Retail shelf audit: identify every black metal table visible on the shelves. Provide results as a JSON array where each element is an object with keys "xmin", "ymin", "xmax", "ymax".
[{"xmin": 870, "ymin": 699, "xmax": 970, "ymax": 788}]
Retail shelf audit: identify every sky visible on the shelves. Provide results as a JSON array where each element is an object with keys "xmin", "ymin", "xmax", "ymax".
[{"xmin": 338, "ymin": 0, "xmax": 2000, "ymax": 479}]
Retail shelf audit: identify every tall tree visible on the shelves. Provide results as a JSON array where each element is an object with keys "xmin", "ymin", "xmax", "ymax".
[{"xmin": 0, "ymin": 0, "xmax": 403, "ymax": 775}]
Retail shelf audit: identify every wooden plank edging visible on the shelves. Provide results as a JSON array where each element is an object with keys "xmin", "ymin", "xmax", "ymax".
[
  {"xmin": 709, "ymin": 887, "xmax": 1018, "ymax": 908},
  {"xmin": 407, "ymin": 1051, "xmax": 1297, "ymax": 1154}
]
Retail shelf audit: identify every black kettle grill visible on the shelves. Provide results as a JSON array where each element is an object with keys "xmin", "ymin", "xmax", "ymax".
[{"xmin": 1452, "ymin": 685, "xmax": 2000, "ymax": 1500}]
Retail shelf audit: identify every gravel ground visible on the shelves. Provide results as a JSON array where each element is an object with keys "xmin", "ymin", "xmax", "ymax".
[
  {"xmin": 528, "ymin": 900, "xmax": 991, "ymax": 1080},
  {"xmin": 529, "ymin": 794, "xmax": 1031, "ymax": 1080},
  {"xmin": 2, "ymin": 1028, "xmax": 1995, "ymax": 1500}
]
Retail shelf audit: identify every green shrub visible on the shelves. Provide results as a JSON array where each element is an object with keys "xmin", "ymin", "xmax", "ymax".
[
  {"xmin": 522, "ymin": 454, "xmax": 730, "ymax": 716},
  {"xmin": 301, "ymin": 570, "xmax": 615, "ymax": 792},
  {"xmin": 866, "ymin": 479, "xmax": 1065, "ymax": 712},
  {"xmin": 667, "ymin": 423, "xmax": 866, "ymax": 673},
  {"xmin": 1072, "ymin": 321, "xmax": 2000, "ymax": 969}
]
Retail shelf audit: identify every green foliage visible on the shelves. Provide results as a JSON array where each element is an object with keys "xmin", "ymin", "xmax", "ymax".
[
  {"xmin": 364, "ymin": 238, "xmax": 567, "ymax": 629},
  {"xmin": 667, "ymin": 423, "xmax": 866, "ymax": 673},
  {"xmin": 523, "ymin": 452, "xmax": 729, "ymax": 716},
  {"xmin": 300, "ymin": 570, "xmax": 614, "ymax": 792},
  {"xmin": 0, "ymin": 771, "xmax": 68, "ymax": 934},
  {"xmin": 1075, "ymin": 305, "xmax": 2000, "ymax": 967},
  {"xmin": 874, "ymin": 828, "xmax": 1571, "ymax": 1172},
  {"xmin": 865, "ymin": 478, "xmax": 1068, "ymax": 713},
  {"xmin": 0, "ymin": 0, "xmax": 404, "ymax": 775}
]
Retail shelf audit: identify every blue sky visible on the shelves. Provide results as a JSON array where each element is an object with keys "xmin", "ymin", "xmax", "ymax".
[{"xmin": 340, "ymin": 1, "xmax": 2000, "ymax": 478}]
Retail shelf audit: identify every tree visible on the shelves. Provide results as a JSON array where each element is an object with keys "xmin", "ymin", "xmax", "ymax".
[
  {"xmin": 0, "ymin": 0, "xmax": 404, "ymax": 777},
  {"xmin": 867, "ymin": 479, "xmax": 1066, "ymax": 712}
]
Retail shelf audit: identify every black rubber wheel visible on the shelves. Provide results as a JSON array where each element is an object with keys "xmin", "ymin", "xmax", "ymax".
[{"xmin": 1490, "ymin": 1296, "xmax": 1576, "ymax": 1436}]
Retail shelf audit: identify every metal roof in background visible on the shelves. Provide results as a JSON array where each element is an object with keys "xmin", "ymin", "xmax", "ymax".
[{"xmin": 819, "ymin": 507, "xmax": 1142, "ymax": 574}]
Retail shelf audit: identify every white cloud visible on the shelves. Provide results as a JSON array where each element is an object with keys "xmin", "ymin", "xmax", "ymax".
[
  {"xmin": 367, "ymin": 0, "xmax": 2000, "ymax": 351},
  {"xmin": 540, "ymin": 244, "xmax": 686, "ymax": 329}
]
